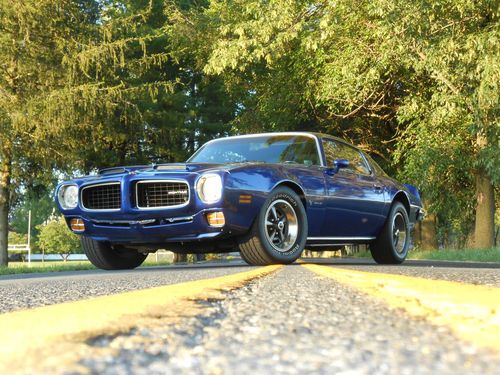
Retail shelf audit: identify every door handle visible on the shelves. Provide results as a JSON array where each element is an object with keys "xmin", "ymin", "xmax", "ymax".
[{"xmin": 373, "ymin": 184, "xmax": 383, "ymax": 192}]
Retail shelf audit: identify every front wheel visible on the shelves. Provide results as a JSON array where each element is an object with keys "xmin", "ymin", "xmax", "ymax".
[
  {"xmin": 239, "ymin": 187, "xmax": 307, "ymax": 265},
  {"xmin": 370, "ymin": 202, "xmax": 410, "ymax": 264},
  {"xmin": 81, "ymin": 237, "xmax": 147, "ymax": 270}
]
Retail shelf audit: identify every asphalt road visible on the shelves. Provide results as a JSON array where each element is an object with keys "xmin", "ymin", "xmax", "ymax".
[
  {"xmin": 305, "ymin": 257, "xmax": 500, "ymax": 287},
  {"xmin": 1, "ymin": 259, "xmax": 499, "ymax": 374},
  {"xmin": 0, "ymin": 262, "xmax": 256, "ymax": 313}
]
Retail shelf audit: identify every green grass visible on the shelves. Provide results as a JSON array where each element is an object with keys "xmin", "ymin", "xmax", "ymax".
[
  {"xmin": 0, "ymin": 261, "xmax": 96, "ymax": 276},
  {"xmin": 0, "ymin": 259, "xmax": 173, "ymax": 276},
  {"xmin": 350, "ymin": 247, "xmax": 500, "ymax": 262},
  {"xmin": 408, "ymin": 248, "xmax": 500, "ymax": 262}
]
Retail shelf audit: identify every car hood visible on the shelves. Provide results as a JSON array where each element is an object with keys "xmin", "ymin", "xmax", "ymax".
[
  {"xmin": 97, "ymin": 163, "xmax": 225, "ymax": 176},
  {"xmin": 72, "ymin": 162, "xmax": 264, "ymax": 181}
]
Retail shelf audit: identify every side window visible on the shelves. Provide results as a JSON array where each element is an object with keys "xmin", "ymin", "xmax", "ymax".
[
  {"xmin": 349, "ymin": 149, "xmax": 371, "ymax": 176},
  {"xmin": 365, "ymin": 154, "xmax": 388, "ymax": 177},
  {"xmin": 322, "ymin": 139, "xmax": 340, "ymax": 167},
  {"xmin": 322, "ymin": 139, "xmax": 371, "ymax": 176}
]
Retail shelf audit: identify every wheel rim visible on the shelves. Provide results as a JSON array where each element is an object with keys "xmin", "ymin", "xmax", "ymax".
[
  {"xmin": 392, "ymin": 212, "xmax": 407, "ymax": 254},
  {"xmin": 264, "ymin": 199, "xmax": 299, "ymax": 252}
]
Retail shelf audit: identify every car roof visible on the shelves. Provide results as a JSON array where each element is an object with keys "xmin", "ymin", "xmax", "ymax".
[{"xmin": 207, "ymin": 132, "xmax": 358, "ymax": 150}]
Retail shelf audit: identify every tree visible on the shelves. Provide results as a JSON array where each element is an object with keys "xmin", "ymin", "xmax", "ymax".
[
  {"xmin": 387, "ymin": 0, "xmax": 499, "ymax": 248},
  {"xmin": 37, "ymin": 217, "xmax": 81, "ymax": 261},
  {"xmin": 64, "ymin": 0, "xmax": 236, "ymax": 171},
  {"xmin": 10, "ymin": 183, "xmax": 56, "ymax": 237},
  {"xmin": 167, "ymin": 0, "xmax": 408, "ymax": 169},
  {"xmin": 0, "ymin": 0, "xmax": 101, "ymax": 266},
  {"xmin": 1, "ymin": 0, "xmax": 236, "ymax": 266},
  {"xmin": 168, "ymin": 0, "xmax": 498, "ymax": 248}
]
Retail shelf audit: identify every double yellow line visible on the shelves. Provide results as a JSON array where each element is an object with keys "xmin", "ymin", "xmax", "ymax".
[
  {"xmin": 0, "ymin": 265, "xmax": 281, "ymax": 374},
  {"xmin": 0, "ymin": 262, "xmax": 498, "ymax": 374},
  {"xmin": 303, "ymin": 263, "xmax": 500, "ymax": 351}
]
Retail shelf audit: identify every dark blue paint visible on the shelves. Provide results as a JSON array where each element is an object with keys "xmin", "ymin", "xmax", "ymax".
[{"xmin": 55, "ymin": 133, "xmax": 423, "ymax": 251}]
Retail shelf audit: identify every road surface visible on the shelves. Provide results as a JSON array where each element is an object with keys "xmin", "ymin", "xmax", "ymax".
[{"xmin": 0, "ymin": 258, "xmax": 499, "ymax": 374}]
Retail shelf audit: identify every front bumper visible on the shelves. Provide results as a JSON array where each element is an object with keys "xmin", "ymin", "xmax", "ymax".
[{"xmin": 66, "ymin": 208, "xmax": 227, "ymax": 244}]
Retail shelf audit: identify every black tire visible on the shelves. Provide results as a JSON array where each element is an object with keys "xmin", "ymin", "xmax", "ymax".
[
  {"xmin": 238, "ymin": 247, "xmax": 254, "ymax": 265},
  {"xmin": 238, "ymin": 187, "xmax": 308, "ymax": 265},
  {"xmin": 370, "ymin": 202, "xmax": 410, "ymax": 264},
  {"xmin": 81, "ymin": 236, "xmax": 147, "ymax": 270}
]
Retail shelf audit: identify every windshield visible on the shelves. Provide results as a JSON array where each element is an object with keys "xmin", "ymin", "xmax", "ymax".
[{"xmin": 188, "ymin": 135, "xmax": 320, "ymax": 166}]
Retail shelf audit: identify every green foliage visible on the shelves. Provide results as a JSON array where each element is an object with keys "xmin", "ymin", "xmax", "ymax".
[
  {"xmin": 10, "ymin": 184, "xmax": 56, "ymax": 236},
  {"xmin": 388, "ymin": 0, "xmax": 499, "ymax": 244},
  {"xmin": 409, "ymin": 248, "xmax": 500, "ymax": 263},
  {"xmin": 2, "ymin": 0, "xmax": 237, "ymax": 265},
  {"xmin": 167, "ymin": 0, "xmax": 499, "ymax": 246},
  {"xmin": 7, "ymin": 231, "xmax": 27, "ymax": 245},
  {"xmin": 1, "ymin": 0, "xmax": 497, "ymax": 253},
  {"xmin": 36, "ymin": 217, "xmax": 81, "ymax": 258},
  {"xmin": 54, "ymin": 0, "xmax": 238, "ymax": 171},
  {"xmin": 0, "ymin": 262, "xmax": 96, "ymax": 275},
  {"xmin": 0, "ymin": 0, "xmax": 101, "ymax": 173}
]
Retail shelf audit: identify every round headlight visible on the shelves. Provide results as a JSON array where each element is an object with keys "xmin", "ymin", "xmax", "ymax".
[
  {"xmin": 196, "ymin": 174, "xmax": 222, "ymax": 203},
  {"xmin": 58, "ymin": 185, "xmax": 78, "ymax": 210}
]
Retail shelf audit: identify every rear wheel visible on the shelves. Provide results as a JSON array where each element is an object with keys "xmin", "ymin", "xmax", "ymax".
[
  {"xmin": 81, "ymin": 236, "xmax": 147, "ymax": 270},
  {"xmin": 370, "ymin": 202, "xmax": 410, "ymax": 264},
  {"xmin": 239, "ymin": 187, "xmax": 307, "ymax": 265}
]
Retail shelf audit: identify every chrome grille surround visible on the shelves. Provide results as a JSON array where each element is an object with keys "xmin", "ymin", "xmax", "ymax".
[
  {"xmin": 135, "ymin": 180, "xmax": 190, "ymax": 209},
  {"xmin": 81, "ymin": 182, "xmax": 121, "ymax": 211}
]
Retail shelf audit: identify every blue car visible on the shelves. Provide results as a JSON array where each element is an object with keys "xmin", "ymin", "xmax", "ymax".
[{"xmin": 55, "ymin": 132, "xmax": 424, "ymax": 269}]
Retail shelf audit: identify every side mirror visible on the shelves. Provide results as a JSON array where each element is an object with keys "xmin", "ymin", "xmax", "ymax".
[
  {"xmin": 324, "ymin": 159, "xmax": 350, "ymax": 176},
  {"xmin": 334, "ymin": 159, "xmax": 349, "ymax": 169}
]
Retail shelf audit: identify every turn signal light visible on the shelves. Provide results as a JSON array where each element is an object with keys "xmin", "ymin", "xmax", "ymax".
[
  {"xmin": 70, "ymin": 218, "xmax": 85, "ymax": 232},
  {"xmin": 206, "ymin": 211, "xmax": 225, "ymax": 227}
]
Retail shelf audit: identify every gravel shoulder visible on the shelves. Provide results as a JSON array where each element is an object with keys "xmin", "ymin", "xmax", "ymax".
[
  {"xmin": 0, "ymin": 262, "xmax": 255, "ymax": 313},
  {"xmin": 78, "ymin": 265, "xmax": 500, "ymax": 375}
]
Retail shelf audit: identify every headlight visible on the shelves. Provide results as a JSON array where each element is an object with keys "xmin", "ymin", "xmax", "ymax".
[
  {"xmin": 196, "ymin": 174, "xmax": 222, "ymax": 203},
  {"xmin": 57, "ymin": 185, "xmax": 78, "ymax": 209}
]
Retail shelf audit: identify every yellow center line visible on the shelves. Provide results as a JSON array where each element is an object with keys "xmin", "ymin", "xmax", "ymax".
[
  {"xmin": 302, "ymin": 263, "xmax": 500, "ymax": 351},
  {"xmin": 0, "ymin": 265, "xmax": 281, "ymax": 374}
]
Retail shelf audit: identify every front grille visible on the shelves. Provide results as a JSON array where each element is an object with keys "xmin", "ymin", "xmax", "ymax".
[
  {"xmin": 136, "ymin": 181, "xmax": 189, "ymax": 208},
  {"xmin": 81, "ymin": 183, "xmax": 121, "ymax": 210}
]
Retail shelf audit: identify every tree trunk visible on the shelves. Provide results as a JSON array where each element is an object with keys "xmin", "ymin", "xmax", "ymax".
[
  {"xmin": 414, "ymin": 199, "xmax": 438, "ymax": 250},
  {"xmin": 0, "ymin": 148, "xmax": 12, "ymax": 267},
  {"xmin": 419, "ymin": 213, "xmax": 438, "ymax": 250},
  {"xmin": 474, "ymin": 168, "xmax": 495, "ymax": 249},
  {"xmin": 474, "ymin": 133, "xmax": 495, "ymax": 249}
]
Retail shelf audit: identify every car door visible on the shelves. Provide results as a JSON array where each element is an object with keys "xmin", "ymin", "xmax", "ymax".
[{"xmin": 321, "ymin": 139, "xmax": 386, "ymax": 238}]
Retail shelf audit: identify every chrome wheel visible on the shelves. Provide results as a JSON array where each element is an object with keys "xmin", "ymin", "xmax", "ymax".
[
  {"xmin": 264, "ymin": 199, "xmax": 299, "ymax": 252},
  {"xmin": 392, "ymin": 212, "xmax": 407, "ymax": 254}
]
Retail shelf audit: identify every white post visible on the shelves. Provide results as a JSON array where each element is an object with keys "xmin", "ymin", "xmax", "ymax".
[{"xmin": 27, "ymin": 210, "xmax": 32, "ymax": 265}]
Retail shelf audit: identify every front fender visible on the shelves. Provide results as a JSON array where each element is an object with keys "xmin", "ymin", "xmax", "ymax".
[
  {"xmin": 222, "ymin": 165, "xmax": 287, "ymax": 234},
  {"xmin": 221, "ymin": 164, "xmax": 326, "ymax": 235}
]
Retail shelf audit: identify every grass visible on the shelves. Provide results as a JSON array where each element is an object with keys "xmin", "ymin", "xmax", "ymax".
[
  {"xmin": 0, "ymin": 259, "xmax": 174, "ymax": 276},
  {"xmin": 0, "ymin": 261, "xmax": 96, "ymax": 276},
  {"xmin": 350, "ymin": 247, "xmax": 500, "ymax": 262},
  {"xmin": 408, "ymin": 248, "xmax": 500, "ymax": 262}
]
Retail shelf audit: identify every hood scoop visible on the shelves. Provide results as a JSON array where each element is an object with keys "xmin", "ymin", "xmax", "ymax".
[
  {"xmin": 98, "ymin": 165, "xmax": 150, "ymax": 176},
  {"xmin": 156, "ymin": 163, "xmax": 188, "ymax": 171}
]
